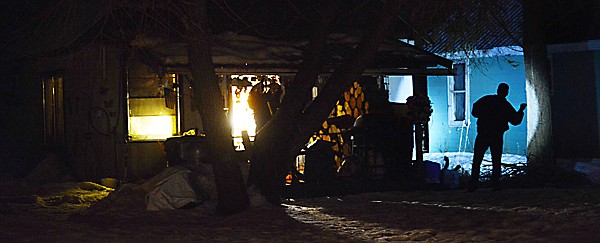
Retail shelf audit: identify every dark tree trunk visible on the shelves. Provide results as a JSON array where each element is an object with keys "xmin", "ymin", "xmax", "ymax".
[
  {"xmin": 183, "ymin": 0, "xmax": 248, "ymax": 215},
  {"xmin": 247, "ymin": 1, "xmax": 335, "ymax": 204},
  {"xmin": 248, "ymin": 0, "xmax": 404, "ymax": 204},
  {"xmin": 522, "ymin": 0, "xmax": 554, "ymax": 167}
]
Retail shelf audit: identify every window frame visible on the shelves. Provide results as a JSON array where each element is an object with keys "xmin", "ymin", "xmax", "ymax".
[
  {"xmin": 127, "ymin": 73, "xmax": 181, "ymax": 142},
  {"xmin": 447, "ymin": 62, "xmax": 470, "ymax": 127}
]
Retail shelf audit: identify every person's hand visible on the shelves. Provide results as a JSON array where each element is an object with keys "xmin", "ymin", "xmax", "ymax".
[{"xmin": 519, "ymin": 103, "xmax": 527, "ymax": 112}]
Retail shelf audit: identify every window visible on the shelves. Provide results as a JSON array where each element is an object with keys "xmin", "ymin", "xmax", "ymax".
[
  {"xmin": 127, "ymin": 73, "xmax": 179, "ymax": 141},
  {"xmin": 447, "ymin": 63, "xmax": 469, "ymax": 127},
  {"xmin": 387, "ymin": 76, "xmax": 413, "ymax": 103}
]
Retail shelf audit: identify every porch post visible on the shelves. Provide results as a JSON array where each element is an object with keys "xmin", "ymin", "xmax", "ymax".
[{"xmin": 412, "ymin": 74, "xmax": 428, "ymax": 163}]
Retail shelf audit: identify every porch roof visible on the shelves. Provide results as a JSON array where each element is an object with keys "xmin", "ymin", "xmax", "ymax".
[{"xmin": 134, "ymin": 32, "xmax": 454, "ymax": 76}]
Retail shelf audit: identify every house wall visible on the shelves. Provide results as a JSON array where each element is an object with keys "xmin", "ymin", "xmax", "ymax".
[
  {"xmin": 548, "ymin": 43, "xmax": 600, "ymax": 158},
  {"xmin": 69, "ymin": 45, "xmax": 124, "ymax": 181},
  {"xmin": 9, "ymin": 44, "xmax": 128, "ymax": 181},
  {"xmin": 9, "ymin": 44, "xmax": 196, "ymax": 182},
  {"xmin": 0, "ymin": 64, "xmax": 46, "ymax": 177},
  {"xmin": 426, "ymin": 55, "xmax": 528, "ymax": 155}
]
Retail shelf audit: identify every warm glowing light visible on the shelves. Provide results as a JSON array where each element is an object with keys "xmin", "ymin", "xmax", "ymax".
[
  {"xmin": 129, "ymin": 115, "xmax": 177, "ymax": 140},
  {"xmin": 526, "ymin": 81, "xmax": 538, "ymax": 147},
  {"xmin": 228, "ymin": 74, "xmax": 280, "ymax": 150},
  {"xmin": 230, "ymin": 86, "xmax": 257, "ymax": 149},
  {"xmin": 127, "ymin": 74, "xmax": 179, "ymax": 141},
  {"xmin": 295, "ymin": 152, "xmax": 305, "ymax": 174}
]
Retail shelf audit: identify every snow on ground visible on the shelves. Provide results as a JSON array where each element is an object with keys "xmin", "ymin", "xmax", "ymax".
[
  {"xmin": 423, "ymin": 152, "xmax": 527, "ymax": 175},
  {"xmin": 4, "ymin": 153, "xmax": 600, "ymax": 242},
  {"xmin": 285, "ymin": 188, "xmax": 600, "ymax": 242},
  {"xmin": 2, "ymin": 178, "xmax": 600, "ymax": 242}
]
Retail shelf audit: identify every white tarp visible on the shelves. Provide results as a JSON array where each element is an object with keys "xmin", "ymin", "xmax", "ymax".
[{"xmin": 145, "ymin": 167, "xmax": 204, "ymax": 211}]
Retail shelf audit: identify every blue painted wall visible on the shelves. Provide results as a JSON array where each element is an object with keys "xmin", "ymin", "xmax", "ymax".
[{"xmin": 426, "ymin": 55, "xmax": 528, "ymax": 155}]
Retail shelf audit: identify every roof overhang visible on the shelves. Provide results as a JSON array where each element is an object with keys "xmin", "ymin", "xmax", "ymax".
[{"xmin": 134, "ymin": 32, "xmax": 455, "ymax": 77}]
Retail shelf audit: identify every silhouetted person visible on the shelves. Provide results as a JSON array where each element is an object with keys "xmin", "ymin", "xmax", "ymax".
[
  {"xmin": 468, "ymin": 83, "xmax": 526, "ymax": 191},
  {"xmin": 248, "ymin": 81, "xmax": 282, "ymax": 130}
]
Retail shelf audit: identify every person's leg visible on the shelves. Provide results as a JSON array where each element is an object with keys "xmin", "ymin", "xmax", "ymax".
[
  {"xmin": 469, "ymin": 133, "xmax": 488, "ymax": 191},
  {"xmin": 489, "ymin": 133, "xmax": 504, "ymax": 191}
]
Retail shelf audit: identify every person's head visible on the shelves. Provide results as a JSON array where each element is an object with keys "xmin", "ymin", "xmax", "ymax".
[
  {"xmin": 497, "ymin": 83, "xmax": 509, "ymax": 98},
  {"xmin": 268, "ymin": 82, "xmax": 281, "ymax": 95}
]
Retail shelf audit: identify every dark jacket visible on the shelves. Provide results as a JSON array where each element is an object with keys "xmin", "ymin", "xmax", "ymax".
[{"xmin": 472, "ymin": 95, "xmax": 524, "ymax": 133}]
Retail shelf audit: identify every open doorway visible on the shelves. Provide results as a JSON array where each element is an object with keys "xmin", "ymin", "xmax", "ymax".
[{"xmin": 228, "ymin": 74, "xmax": 281, "ymax": 150}]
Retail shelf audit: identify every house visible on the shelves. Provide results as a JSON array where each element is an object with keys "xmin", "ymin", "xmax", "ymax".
[
  {"xmin": 384, "ymin": 0, "xmax": 600, "ymax": 176},
  {"xmin": 389, "ymin": 47, "xmax": 528, "ymax": 156},
  {"xmin": 434, "ymin": 48, "xmax": 527, "ymax": 156},
  {"xmin": 5, "ymin": 32, "xmax": 454, "ymax": 183},
  {"xmin": 387, "ymin": 0, "xmax": 528, "ymax": 159}
]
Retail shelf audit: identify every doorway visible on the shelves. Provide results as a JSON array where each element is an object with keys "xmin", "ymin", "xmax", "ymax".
[{"xmin": 42, "ymin": 74, "xmax": 64, "ymax": 146}]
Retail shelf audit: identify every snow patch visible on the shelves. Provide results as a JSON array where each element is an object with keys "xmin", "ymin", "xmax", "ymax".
[{"xmin": 423, "ymin": 152, "xmax": 527, "ymax": 175}]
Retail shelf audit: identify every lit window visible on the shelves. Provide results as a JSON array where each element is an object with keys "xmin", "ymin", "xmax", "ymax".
[
  {"xmin": 447, "ymin": 63, "xmax": 469, "ymax": 127},
  {"xmin": 387, "ymin": 76, "xmax": 413, "ymax": 103},
  {"xmin": 128, "ymin": 73, "xmax": 179, "ymax": 141}
]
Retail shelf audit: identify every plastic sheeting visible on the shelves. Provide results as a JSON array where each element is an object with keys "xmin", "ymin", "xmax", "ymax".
[{"xmin": 145, "ymin": 167, "xmax": 206, "ymax": 211}]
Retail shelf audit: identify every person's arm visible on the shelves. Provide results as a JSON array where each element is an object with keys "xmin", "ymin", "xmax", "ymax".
[{"xmin": 508, "ymin": 103, "xmax": 526, "ymax": 125}]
